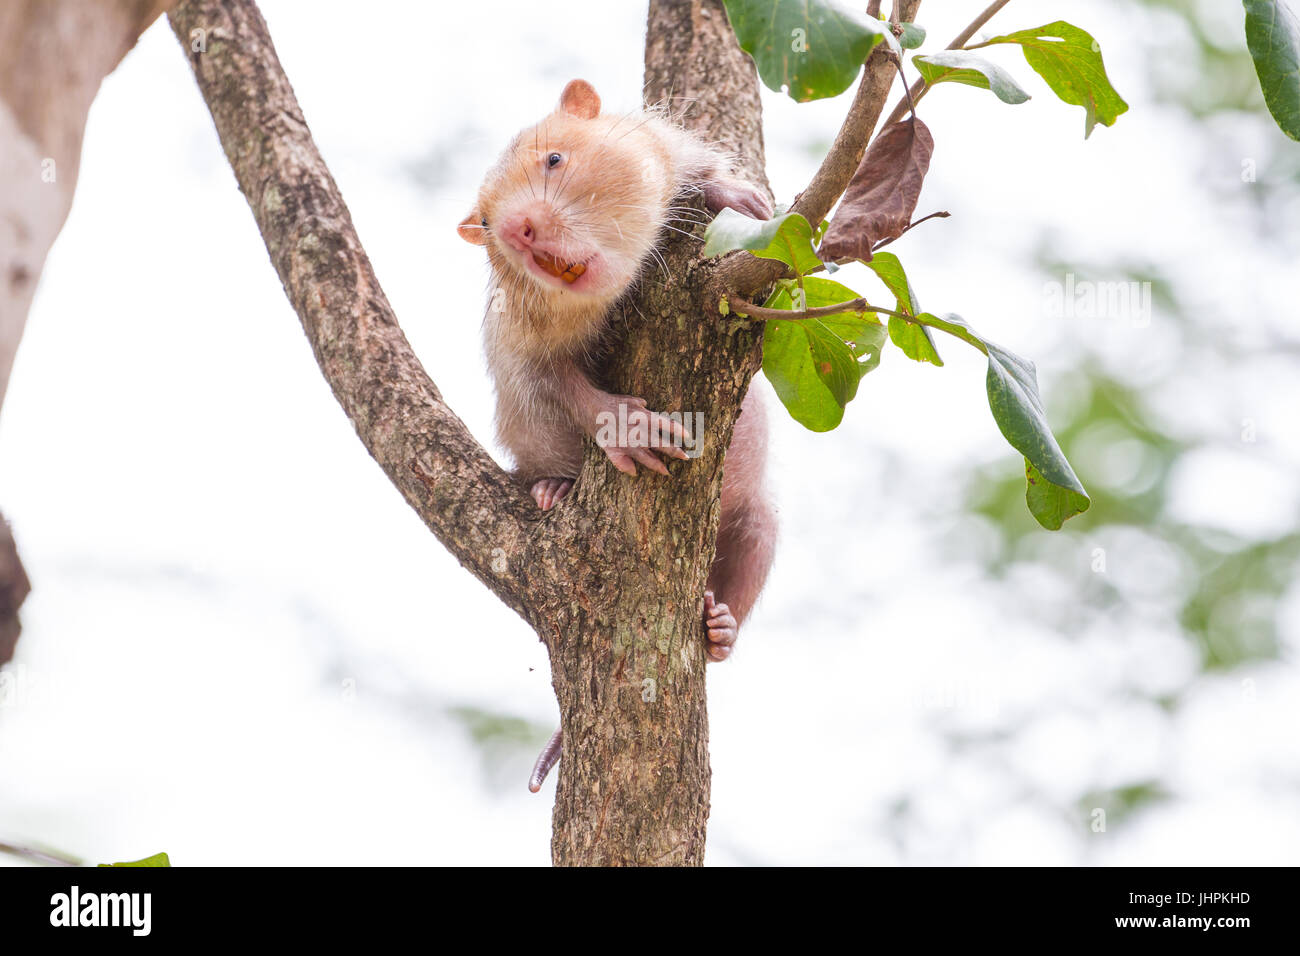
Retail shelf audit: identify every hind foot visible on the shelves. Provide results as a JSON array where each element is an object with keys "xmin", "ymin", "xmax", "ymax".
[
  {"xmin": 530, "ymin": 478, "xmax": 573, "ymax": 511},
  {"xmin": 704, "ymin": 590, "xmax": 738, "ymax": 662}
]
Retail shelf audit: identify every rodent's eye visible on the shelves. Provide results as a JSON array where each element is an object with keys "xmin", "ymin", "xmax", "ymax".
[
  {"xmin": 481, "ymin": 217, "xmax": 488, "ymax": 228},
  {"xmin": 546, "ymin": 152, "xmax": 563, "ymax": 169}
]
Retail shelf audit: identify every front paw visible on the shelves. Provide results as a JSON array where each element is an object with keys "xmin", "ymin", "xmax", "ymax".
[
  {"xmin": 593, "ymin": 395, "xmax": 691, "ymax": 476},
  {"xmin": 702, "ymin": 179, "xmax": 774, "ymax": 220}
]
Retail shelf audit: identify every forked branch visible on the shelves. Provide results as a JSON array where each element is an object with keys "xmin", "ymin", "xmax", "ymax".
[{"xmin": 166, "ymin": 0, "xmax": 545, "ymax": 624}]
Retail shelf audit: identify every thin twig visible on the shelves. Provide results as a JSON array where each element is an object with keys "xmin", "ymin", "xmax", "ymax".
[
  {"xmin": 732, "ymin": 297, "xmax": 990, "ymax": 356},
  {"xmin": 730, "ymin": 296, "xmax": 908, "ymax": 322},
  {"xmin": 948, "ymin": 0, "xmax": 1015, "ymax": 49},
  {"xmin": 0, "ymin": 841, "xmax": 81, "ymax": 867},
  {"xmin": 881, "ymin": 0, "xmax": 1014, "ymax": 128},
  {"xmin": 871, "ymin": 209, "xmax": 951, "ymax": 252}
]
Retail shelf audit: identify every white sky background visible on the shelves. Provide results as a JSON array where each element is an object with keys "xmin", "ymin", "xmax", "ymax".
[{"xmin": 1, "ymin": 0, "xmax": 1298, "ymax": 865}]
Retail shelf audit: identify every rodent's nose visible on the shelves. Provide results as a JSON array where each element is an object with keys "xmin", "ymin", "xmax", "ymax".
[{"xmin": 498, "ymin": 214, "xmax": 537, "ymax": 253}]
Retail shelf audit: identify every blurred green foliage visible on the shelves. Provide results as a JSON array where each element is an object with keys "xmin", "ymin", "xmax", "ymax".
[
  {"xmin": 966, "ymin": 0, "xmax": 1299, "ymax": 686},
  {"xmin": 446, "ymin": 705, "xmax": 553, "ymax": 791}
]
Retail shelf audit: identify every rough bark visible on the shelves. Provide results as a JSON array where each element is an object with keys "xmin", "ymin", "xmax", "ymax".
[
  {"xmin": 542, "ymin": 0, "xmax": 772, "ymax": 867},
  {"xmin": 0, "ymin": 0, "xmax": 174, "ymax": 664}
]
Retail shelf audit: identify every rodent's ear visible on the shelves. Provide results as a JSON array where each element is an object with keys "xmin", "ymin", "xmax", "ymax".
[
  {"xmin": 558, "ymin": 79, "xmax": 601, "ymax": 120},
  {"xmin": 457, "ymin": 209, "xmax": 488, "ymax": 246}
]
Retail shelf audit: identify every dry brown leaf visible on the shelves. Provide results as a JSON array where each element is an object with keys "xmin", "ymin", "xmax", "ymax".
[{"xmin": 819, "ymin": 116, "xmax": 935, "ymax": 263}]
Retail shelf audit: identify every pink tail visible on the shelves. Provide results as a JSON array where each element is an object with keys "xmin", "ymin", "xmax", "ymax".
[{"xmin": 528, "ymin": 727, "xmax": 563, "ymax": 792}]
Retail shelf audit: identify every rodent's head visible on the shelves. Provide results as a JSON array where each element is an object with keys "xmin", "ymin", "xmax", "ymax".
[{"xmin": 458, "ymin": 79, "xmax": 673, "ymax": 307}]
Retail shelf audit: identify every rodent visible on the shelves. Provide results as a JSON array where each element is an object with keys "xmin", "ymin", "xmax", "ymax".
[{"xmin": 456, "ymin": 79, "xmax": 777, "ymax": 791}]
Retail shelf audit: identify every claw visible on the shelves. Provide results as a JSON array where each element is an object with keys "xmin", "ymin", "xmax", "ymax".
[
  {"xmin": 605, "ymin": 451, "xmax": 638, "ymax": 476},
  {"xmin": 631, "ymin": 446, "xmax": 670, "ymax": 476}
]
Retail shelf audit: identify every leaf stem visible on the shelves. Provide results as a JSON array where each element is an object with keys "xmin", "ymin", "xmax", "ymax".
[
  {"xmin": 893, "ymin": 57, "xmax": 918, "ymax": 122},
  {"xmin": 917, "ymin": 313, "xmax": 990, "ymax": 354}
]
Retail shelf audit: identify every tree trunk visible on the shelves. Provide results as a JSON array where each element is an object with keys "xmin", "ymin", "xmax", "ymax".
[{"xmin": 545, "ymin": 0, "xmax": 771, "ymax": 867}]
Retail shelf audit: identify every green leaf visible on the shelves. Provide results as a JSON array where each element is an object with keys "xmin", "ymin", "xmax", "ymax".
[
  {"xmin": 864, "ymin": 252, "xmax": 942, "ymax": 366},
  {"xmin": 763, "ymin": 320, "xmax": 854, "ymax": 431},
  {"xmin": 99, "ymin": 852, "xmax": 171, "ymax": 867},
  {"xmin": 910, "ymin": 311, "xmax": 1089, "ymax": 529},
  {"xmin": 1244, "ymin": 0, "xmax": 1300, "ymax": 140},
  {"xmin": 760, "ymin": 277, "xmax": 884, "ymax": 431},
  {"xmin": 915, "ymin": 311, "xmax": 986, "ymax": 352},
  {"xmin": 820, "ymin": 311, "xmax": 887, "ymax": 378},
  {"xmin": 722, "ymin": 0, "xmax": 891, "ymax": 101},
  {"xmin": 1025, "ymin": 459, "xmax": 1090, "ymax": 531},
  {"xmin": 887, "ymin": 317, "xmax": 943, "ymax": 365},
  {"xmin": 985, "ymin": 343, "xmax": 1090, "ymax": 528},
  {"xmin": 913, "ymin": 50, "xmax": 1032, "ymax": 104},
  {"xmin": 703, "ymin": 209, "xmax": 822, "ymax": 276},
  {"xmin": 899, "ymin": 22, "xmax": 927, "ymax": 50},
  {"xmin": 791, "ymin": 277, "xmax": 888, "ymax": 387},
  {"xmin": 984, "ymin": 21, "xmax": 1129, "ymax": 137},
  {"xmin": 863, "ymin": 251, "xmax": 920, "ymax": 314}
]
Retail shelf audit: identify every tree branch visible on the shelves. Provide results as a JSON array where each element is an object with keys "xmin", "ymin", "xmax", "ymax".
[
  {"xmin": 0, "ymin": 515, "xmax": 29, "ymax": 667},
  {"xmin": 717, "ymin": 0, "xmax": 922, "ymax": 296},
  {"xmin": 948, "ymin": 0, "xmax": 1015, "ymax": 49},
  {"xmin": 166, "ymin": 0, "xmax": 547, "ymax": 625}
]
